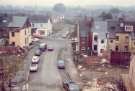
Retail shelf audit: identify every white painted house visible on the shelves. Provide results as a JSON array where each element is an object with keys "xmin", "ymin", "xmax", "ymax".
[
  {"xmin": 31, "ymin": 16, "xmax": 52, "ymax": 37},
  {"xmin": 91, "ymin": 21, "xmax": 108, "ymax": 56}
]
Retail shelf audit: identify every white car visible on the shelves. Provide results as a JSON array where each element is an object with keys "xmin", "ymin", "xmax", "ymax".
[
  {"xmin": 32, "ymin": 38, "xmax": 39, "ymax": 42},
  {"xmin": 32, "ymin": 56, "xmax": 40, "ymax": 63},
  {"xmin": 30, "ymin": 64, "xmax": 38, "ymax": 72},
  {"xmin": 57, "ymin": 60, "xmax": 65, "ymax": 69}
]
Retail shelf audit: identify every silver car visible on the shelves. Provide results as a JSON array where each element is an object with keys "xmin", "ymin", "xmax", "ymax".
[
  {"xmin": 63, "ymin": 80, "xmax": 80, "ymax": 91},
  {"xmin": 57, "ymin": 60, "xmax": 65, "ymax": 69}
]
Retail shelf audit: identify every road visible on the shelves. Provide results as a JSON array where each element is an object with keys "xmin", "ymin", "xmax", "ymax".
[
  {"xmin": 29, "ymin": 38, "xmax": 67, "ymax": 91},
  {"xmin": 28, "ymin": 25, "xmax": 80, "ymax": 91}
]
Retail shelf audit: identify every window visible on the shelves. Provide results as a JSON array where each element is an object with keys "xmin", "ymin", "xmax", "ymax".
[
  {"xmin": 116, "ymin": 36, "xmax": 119, "ymax": 41},
  {"xmin": 12, "ymin": 42, "xmax": 15, "ymax": 46},
  {"xmin": 40, "ymin": 24, "xmax": 43, "ymax": 27},
  {"xmin": 100, "ymin": 49, "xmax": 104, "ymax": 53},
  {"xmin": 125, "ymin": 25, "xmax": 133, "ymax": 32},
  {"xmin": 115, "ymin": 46, "xmax": 119, "ymax": 51},
  {"xmin": 125, "ymin": 36, "xmax": 129, "ymax": 40},
  {"xmin": 11, "ymin": 32, "xmax": 15, "ymax": 37},
  {"xmin": 32, "ymin": 24, "xmax": 34, "ymax": 27},
  {"xmin": 101, "ymin": 40, "xmax": 104, "ymax": 43},
  {"xmin": 25, "ymin": 30, "xmax": 26, "ymax": 35},
  {"xmin": 25, "ymin": 38, "xmax": 27, "ymax": 45},
  {"xmin": 120, "ymin": 23, "xmax": 124, "ymax": 27},
  {"xmin": 94, "ymin": 35, "xmax": 98, "ymax": 42},
  {"xmin": 94, "ymin": 45, "xmax": 97, "ymax": 51},
  {"xmin": 81, "ymin": 41, "xmax": 85, "ymax": 44},
  {"xmin": 81, "ymin": 47, "xmax": 85, "ymax": 51},
  {"xmin": 110, "ymin": 49, "xmax": 112, "ymax": 51},
  {"xmin": 125, "ymin": 45, "xmax": 128, "ymax": 51},
  {"xmin": 110, "ymin": 40, "xmax": 113, "ymax": 43},
  {"xmin": 40, "ymin": 31, "xmax": 45, "ymax": 35},
  {"xmin": 110, "ymin": 26, "xmax": 116, "ymax": 30}
]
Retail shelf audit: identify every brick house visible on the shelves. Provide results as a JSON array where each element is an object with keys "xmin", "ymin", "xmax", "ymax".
[{"xmin": 75, "ymin": 17, "xmax": 93, "ymax": 55}]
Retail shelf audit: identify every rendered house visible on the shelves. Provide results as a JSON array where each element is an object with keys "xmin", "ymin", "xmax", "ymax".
[
  {"xmin": 0, "ymin": 15, "xmax": 32, "ymax": 47},
  {"xmin": 8, "ymin": 16, "xmax": 32, "ymax": 47},
  {"xmin": 31, "ymin": 16, "xmax": 52, "ymax": 37}
]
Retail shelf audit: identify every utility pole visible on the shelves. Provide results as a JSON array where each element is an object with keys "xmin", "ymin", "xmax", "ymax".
[{"xmin": 8, "ymin": 79, "xmax": 11, "ymax": 91}]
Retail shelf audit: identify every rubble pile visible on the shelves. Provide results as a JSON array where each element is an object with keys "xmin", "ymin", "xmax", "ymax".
[{"xmin": 83, "ymin": 77, "xmax": 126, "ymax": 91}]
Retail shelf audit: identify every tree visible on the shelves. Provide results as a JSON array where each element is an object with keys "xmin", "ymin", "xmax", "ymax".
[
  {"xmin": 53, "ymin": 3, "xmax": 66, "ymax": 13},
  {"xmin": 109, "ymin": 8, "xmax": 121, "ymax": 14},
  {"xmin": 99, "ymin": 11, "xmax": 113, "ymax": 21}
]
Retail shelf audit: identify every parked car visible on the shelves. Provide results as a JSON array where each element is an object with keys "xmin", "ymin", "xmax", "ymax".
[
  {"xmin": 63, "ymin": 80, "xmax": 80, "ymax": 91},
  {"xmin": 32, "ymin": 56, "xmax": 40, "ymax": 63},
  {"xmin": 57, "ymin": 60, "xmax": 65, "ymax": 69},
  {"xmin": 39, "ymin": 43, "xmax": 47, "ymax": 52},
  {"xmin": 10, "ymin": 71, "xmax": 25, "ymax": 87},
  {"xmin": 32, "ymin": 38, "xmax": 40, "ymax": 42},
  {"xmin": 35, "ymin": 50, "xmax": 42, "ymax": 56},
  {"xmin": 30, "ymin": 64, "xmax": 38, "ymax": 72},
  {"xmin": 48, "ymin": 45, "xmax": 54, "ymax": 51}
]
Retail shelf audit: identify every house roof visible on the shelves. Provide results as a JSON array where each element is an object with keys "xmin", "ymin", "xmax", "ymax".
[
  {"xmin": 107, "ymin": 19, "xmax": 135, "ymax": 39},
  {"xmin": 107, "ymin": 20, "xmax": 122, "ymax": 38},
  {"xmin": 30, "ymin": 16, "xmax": 50, "ymax": 23},
  {"xmin": 0, "ymin": 14, "xmax": 11, "ymax": 28},
  {"xmin": 91, "ymin": 21, "xmax": 108, "ymax": 39},
  {"xmin": 8, "ymin": 16, "xmax": 28, "ymax": 28}
]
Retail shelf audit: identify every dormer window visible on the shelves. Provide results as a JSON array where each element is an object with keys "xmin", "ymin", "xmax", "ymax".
[
  {"xmin": 125, "ymin": 25, "xmax": 133, "ymax": 32},
  {"xmin": 94, "ymin": 35, "xmax": 98, "ymax": 42},
  {"xmin": 110, "ymin": 26, "xmax": 115, "ymax": 30}
]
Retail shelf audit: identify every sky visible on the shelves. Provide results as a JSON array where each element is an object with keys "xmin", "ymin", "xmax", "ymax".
[{"xmin": 0, "ymin": 0, "xmax": 135, "ymax": 7}]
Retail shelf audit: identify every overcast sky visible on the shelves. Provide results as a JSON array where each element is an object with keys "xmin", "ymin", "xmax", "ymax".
[{"xmin": 0, "ymin": 0, "xmax": 135, "ymax": 7}]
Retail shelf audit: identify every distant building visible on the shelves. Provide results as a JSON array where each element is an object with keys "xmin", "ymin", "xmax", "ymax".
[
  {"xmin": 30, "ymin": 16, "xmax": 52, "ymax": 37},
  {"xmin": 51, "ymin": 14, "xmax": 64, "ymax": 24},
  {"xmin": 8, "ymin": 16, "xmax": 32, "ymax": 47}
]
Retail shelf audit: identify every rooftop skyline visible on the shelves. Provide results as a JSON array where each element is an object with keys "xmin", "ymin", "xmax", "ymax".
[{"xmin": 0, "ymin": 0, "xmax": 135, "ymax": 7}]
